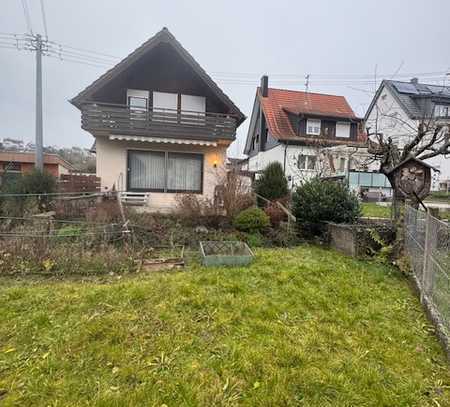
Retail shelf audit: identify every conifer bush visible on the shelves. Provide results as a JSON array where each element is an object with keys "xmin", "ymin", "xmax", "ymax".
[
  {"xmin": 253, "ymin": 162, "xmax": 288, "ymax": 204},
  {"xmin": 292, "ymin": 177, "xmax": 360, "ymax": 236}
]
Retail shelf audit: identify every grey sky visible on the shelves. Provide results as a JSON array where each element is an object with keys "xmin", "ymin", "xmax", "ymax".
[{"xmin": 1, "ymin": 0, "xmax": 449, "ymax": 157}]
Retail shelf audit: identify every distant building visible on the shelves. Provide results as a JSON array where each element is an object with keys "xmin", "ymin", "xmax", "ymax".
[
  {"xmin": 243, "ymin": 76, "xmax": 367, "ymax": 187},
  {"xmin": 365, "ymin": 78, "xmax": 450, "ymax": 190},
  {"xmin": 0, "ymin": 151, "xmax": 76, "ymax": 181}
]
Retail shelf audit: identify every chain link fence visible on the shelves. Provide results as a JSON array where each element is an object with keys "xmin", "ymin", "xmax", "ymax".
[{"xmin": 405, "ymin": 205, "xmax": 450, "ymax": 350}]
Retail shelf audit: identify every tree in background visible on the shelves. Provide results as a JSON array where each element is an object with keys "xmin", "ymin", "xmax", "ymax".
[{"xmin": 253, "ymin": 162, "xmax": 288, "ymax": 203}]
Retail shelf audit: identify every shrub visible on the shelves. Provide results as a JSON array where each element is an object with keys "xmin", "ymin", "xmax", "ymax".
[
  {"xmin": 233, "ymin": 207, "xmax": 270, "ymax": 233},
  {"xmin": 253, "ymin": 162, "xmax": 288, "ymax": 204},
  {"xmin": 292, "ymin": 177, "xmax": 360, "ymax": 236},
  {"xmin": 264, "ymin": 201, "xmax": 286, "ymax": 227},
  {"xmin": 0, "ymin": 170, "xmax": 57, "ymax": 216}
]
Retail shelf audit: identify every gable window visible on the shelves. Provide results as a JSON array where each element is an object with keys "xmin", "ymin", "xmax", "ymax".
[
  {"xmin": 153, "ymin": 91, "xmax": 178, "ymax": 123},
  {"xmin": 128, "ymin": 150, "xmax": 203, "ymax": 193},
  {"xmin": 127, "ymin": 89, "xmax": 149, "ymax": 111},
  {"xmin": 306, "ymin": 119, "xmax": 321, "ymax": 136},
  {"xmin": 435, "ymin": 104, "xmax": 450, "ymax": 118},
  {"xmin": 336, "ymin": 122, "xmax": 350, "ymax": 138},
  {"xmin": 297, "ymin": 154, "xmax": 316, "ymax": 170},
  {"xmin": 181, "ymin": 94, "xmax": 206, "ymax": 124}
]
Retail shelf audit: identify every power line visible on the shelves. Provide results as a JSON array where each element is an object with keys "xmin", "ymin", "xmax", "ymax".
[
  {"xmin": 39, "ymin": 0, "xmax": 49, "ymax": 39},
  {"xmin": 21, "ymin": 0, "xmax": 33, "ymax": 35}
]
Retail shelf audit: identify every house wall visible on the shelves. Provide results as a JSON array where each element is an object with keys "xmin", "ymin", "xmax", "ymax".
[
  {"xmin": 247, "ymin": 143, "xmax": 328, "ymax": 188},
  {"xmin": 95, "ymin": 137, "xmax": 227, "ymax": 212},
  {"xmin": 366, "ymin": 85, "xmax": 450, "ymax": 190},
  {"xmin": 0, "ymin": 161, "xmax": 60, "ymax": 177},
  {"xmin": 365, "ymin": 85, "xmax": 416, "ymax": 149}
]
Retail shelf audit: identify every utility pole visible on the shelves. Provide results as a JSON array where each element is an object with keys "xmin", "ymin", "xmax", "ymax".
[{"xmin": 34, "ymin": 34, "xmax": 44, "ymax": 170}]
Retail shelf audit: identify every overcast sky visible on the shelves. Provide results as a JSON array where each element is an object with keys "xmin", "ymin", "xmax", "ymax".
[{"xmin": 0, "ymin": 0, "xmax": 449, "ymax": 157}]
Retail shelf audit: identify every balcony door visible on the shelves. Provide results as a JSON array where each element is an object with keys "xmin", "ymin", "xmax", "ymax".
[
  {"xmin": 127, "ymin": 89, "xmax": 149, "ymax": 129},
  {"xmin": 181, "ymin": 94, "xmax": 206, "ymax": 125},
  {"xmin": 153, "ymin": 91, "xmax": 178, "ymax": 123}
]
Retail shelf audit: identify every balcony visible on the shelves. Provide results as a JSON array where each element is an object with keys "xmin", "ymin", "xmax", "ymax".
[{"xmin": 81, "ymin": 102, "xmax": 237, "ymax": 141}]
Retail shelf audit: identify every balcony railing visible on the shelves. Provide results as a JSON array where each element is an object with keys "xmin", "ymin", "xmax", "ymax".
[{"xmin": 81, "ymin": 102, "xmax": 237, "ymax": 140}]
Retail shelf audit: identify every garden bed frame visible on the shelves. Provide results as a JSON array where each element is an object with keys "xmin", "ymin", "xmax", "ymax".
[{"xmin": 199, "ymin": 241, "xmax": 254, "ymax": 267}]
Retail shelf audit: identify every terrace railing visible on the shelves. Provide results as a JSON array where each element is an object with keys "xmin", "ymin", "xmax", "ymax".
[{"xmin": 80, "ymin": 102, "xmax": 237, "ymax": 140}]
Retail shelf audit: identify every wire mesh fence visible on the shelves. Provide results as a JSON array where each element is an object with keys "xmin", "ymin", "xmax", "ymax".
[{"xmin": 405, "ymin": 205, "xmax": 450, "ymax": 342}]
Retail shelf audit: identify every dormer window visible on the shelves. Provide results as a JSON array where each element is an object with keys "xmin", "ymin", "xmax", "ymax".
[
  {"xmin": 336, "ymin": 122, "xmax": 350, "ymax": 138},
  {"xmin": 306, "ymin": 119, "xmax": 321, "ymax": 135}
]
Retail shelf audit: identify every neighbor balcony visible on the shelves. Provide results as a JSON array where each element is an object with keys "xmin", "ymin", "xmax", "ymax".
[{"xmin": 80, "ymin": 102, "xmax": 237, "ymax": 141}]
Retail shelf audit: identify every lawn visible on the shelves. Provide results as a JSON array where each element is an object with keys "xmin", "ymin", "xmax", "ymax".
[
  {"xmin": 361, "ymin": 202, "xmax": 391, "ymax": 218},
  {"xmin": 1, "ymin": 246, "xmax": 449, "ymax": 406}
]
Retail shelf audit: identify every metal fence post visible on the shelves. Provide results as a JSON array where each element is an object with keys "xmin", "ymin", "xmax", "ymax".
[{"xmin": 421, "ymin": 211, "xmax": 431, "ymax": 299}]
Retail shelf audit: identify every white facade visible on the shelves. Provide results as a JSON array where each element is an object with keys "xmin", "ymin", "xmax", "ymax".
[
  {"xmin": 365, "ymin": 84, "xmax": 450, "ymax": 190},
  {"xmin": 247, "ymin": 144, "xmax": 357, "ymax": 188},
  {"xmin": 96, "ymin": 136, "xmax": 227, "ymax": 213}
]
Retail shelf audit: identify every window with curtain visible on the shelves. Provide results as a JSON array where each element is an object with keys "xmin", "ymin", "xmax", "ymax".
[
  {"xmin": 128, "ymin": 150, "xmax": 203, "ymax": 193},
  {"xmin": 128, "ymin": 151, "xmax": 166, "ymax": 191},
  {"xmin": 167, "ymin": 153, "xmax": 202, "ymax": 192}
]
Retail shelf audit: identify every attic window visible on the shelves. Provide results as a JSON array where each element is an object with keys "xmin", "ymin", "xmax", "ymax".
[{"xmin": 306, "ymin": 119, "xmax": 321, "ymax": 136}]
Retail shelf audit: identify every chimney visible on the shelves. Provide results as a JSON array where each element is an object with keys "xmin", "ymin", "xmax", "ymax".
[
  {"xmin": 410, "ymin": 77, "xmax": 419, "ymax": 85},
  {"xmin": 260, "ymin": 75, "xmax": 268, "ymax": 97}
]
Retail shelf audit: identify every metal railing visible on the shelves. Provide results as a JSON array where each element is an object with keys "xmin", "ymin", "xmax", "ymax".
[
  {"xmin": 405, "ymin": 205, "xmax": 450, "ymax": 339},
  {"xmin": 80, "ymin": 102, "xmax": 237, "ymax": 140}
]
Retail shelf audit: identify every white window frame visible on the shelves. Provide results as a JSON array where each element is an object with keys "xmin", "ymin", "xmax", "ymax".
[
  {"xmin": 127, "ymin": 89, "xmax": 149, "ymax": 111},
  {"xmin": 297, "ymin": 154, "xmax": 317, "ymax": 171},
  {"xmin": 435, "ymin": 104, "xmax": 449, "ymax": 118},
  {"xmin": 306, "ymin": 119, "xmax": 321, "ymax": 136},
  {"xmin": 336, "ymin": 122, "xmax": 351, "ymax": 138}
]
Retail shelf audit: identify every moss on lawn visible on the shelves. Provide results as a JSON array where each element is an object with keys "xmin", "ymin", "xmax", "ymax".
[{"xmin": 0, "ymin": 246, "xmax": 449, "ymax": 406}]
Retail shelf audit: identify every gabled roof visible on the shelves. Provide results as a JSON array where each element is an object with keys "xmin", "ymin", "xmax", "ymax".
[
  {"xmin": 386, "ymin": 156, "xmax": 440, "ymax": 175},
  {"xmin": 258, "ymin": 87, "xmax": 360, "ymax": 140},
  {"xmin": 365, "ymin": 79, "xmax": 450, "ymax": 121},
  {"xmin": 70, "ymin": 27, "xmax": 245, "ymax": 125}
]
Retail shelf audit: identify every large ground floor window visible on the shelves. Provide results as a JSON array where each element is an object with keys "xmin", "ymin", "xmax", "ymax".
[{"xmin": 127, "ymin": 150, "xmax": 203, "ymax": 193}]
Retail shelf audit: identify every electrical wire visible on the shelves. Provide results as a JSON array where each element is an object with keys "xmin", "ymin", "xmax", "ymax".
[
  {"xmin": 39, "ymin": 0, "xmax": 49, "ymax": 39},
  {"xmin": 21, "ymin": 0, "xmax": 33, "ymax": 35}
]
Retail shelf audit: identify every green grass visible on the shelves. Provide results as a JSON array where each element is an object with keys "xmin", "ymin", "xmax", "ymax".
[
  {"xmin": 361, "ymin": 202, "xmax": 391, "ymax": 218},
  {"xmin": 1, "ymin": 246, "xmax": 449, "ymax": 406}
]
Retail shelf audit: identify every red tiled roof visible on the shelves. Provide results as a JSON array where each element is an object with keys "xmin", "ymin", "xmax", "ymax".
[{"xmin": 259, "ymin": 87, "xmax": 360, "ymax": 141}]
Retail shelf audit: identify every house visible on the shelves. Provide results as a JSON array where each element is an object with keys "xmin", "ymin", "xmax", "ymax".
[
  {"xmin": 70, "ymin": 27, "xmax": 245, "ymax": 212},
  {"xmin": 243, "ymin": 76, "xmax": 366, "ymax": 187},
  {"xmin": 0, "ymin": 151, "xmax": 75, "ymax": 181},
  {"xmin": 365, "ymin": 78, "xmax": 450, "ymax": 190}
]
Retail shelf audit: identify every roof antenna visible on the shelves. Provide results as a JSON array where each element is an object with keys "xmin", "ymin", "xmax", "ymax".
[
  {"xmin": 304, "ymin": 74, "xmax": 310, "ymax": 93},
  {"xmin": 304, "ymin": 74, "xmax": 310, "ymax": 108}
]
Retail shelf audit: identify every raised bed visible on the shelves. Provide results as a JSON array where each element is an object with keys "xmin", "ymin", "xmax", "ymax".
[
  {"xmin": 136, "ymin": 245, "xmax": 185, "ymax": 272},
  {"xmin": 327, "ymin": 219, "xmax": 395, "ymax": 258},
  {"xmin": 199, "ymin": 241, "xmax": 254, "ymax": 267}
]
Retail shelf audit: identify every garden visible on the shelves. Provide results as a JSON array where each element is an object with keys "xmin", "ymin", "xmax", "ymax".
[
  {"xmin": 0, "ymin": 167, "xmax": 449, "ymax": 405},
  {"xmin": 1, "ymin": 246, "xmax": 450, "ymax": 406}
]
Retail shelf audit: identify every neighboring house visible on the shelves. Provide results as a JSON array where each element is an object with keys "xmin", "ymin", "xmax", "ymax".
[
  {"xmin": 365, "ymin": 78, "xmax": 450, "ymax": 190},
  {"xmin": 0, "ymin": 151, "xmax": 75, "ymax": 181},
  {"xmin": 70, "ymin": 27, "xmax": 245, "ymax": 212},
  {"xmin": 243, "ymin": 76, "xmax": 366, "ymax": 187}
]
